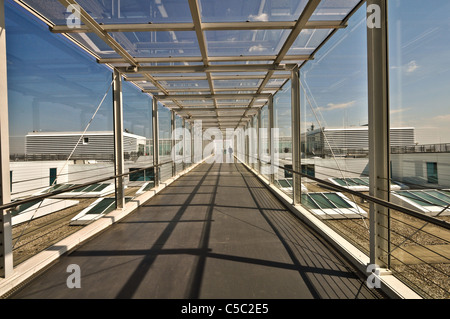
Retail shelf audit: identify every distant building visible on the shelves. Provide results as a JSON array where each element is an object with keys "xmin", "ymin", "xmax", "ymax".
[
  {"xmin": 391, "ymin": 143, "xmax": 450, "ymax": 189},
  {"xmin": 25, "ymin": 131, "xmax": 148, "ymax": 160},
  {"xmin": 302, "ymin": 126, "xmax": 415, "ymax": 158}
]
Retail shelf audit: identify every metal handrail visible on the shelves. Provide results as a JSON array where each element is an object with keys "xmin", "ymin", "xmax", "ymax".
[
  {"xmin": 236, "ymin": 152, "xmax": 450, "ymax": 230},
  {"xmin": 0, "ymin": 159, "xmax": 175, "ymax": 212}
]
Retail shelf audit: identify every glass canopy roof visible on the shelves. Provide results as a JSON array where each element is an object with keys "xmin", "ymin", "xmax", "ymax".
[{"xmin": 14, "ymin": 0, "xmax": 363, "ymax": 130}]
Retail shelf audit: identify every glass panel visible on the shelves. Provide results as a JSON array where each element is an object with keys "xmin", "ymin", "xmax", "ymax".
[
  {"xmin": 288, "ymin": 29, "xmax": 333, "ymax": 56},
  {"xmin": 273, "ymin": 80, "xmax": 292, "ymax": 197},
  {"xmin": 411, "ymin": 191, "xmax": 448, "ymax": 208},
  {"xmin": 309, "ymin": 193, "xmax": 336, "ymax": 209},
  {"xmin": 77, "ymin": 0, "xmax": 194, "ymax": 24},
  {"xmin": 301, "ymin": 194, "xmax": 320, "ymax": 210},
  {"xmin": 311, "ymin": 0, "xmax": 361, "ymax": 21},
  {"xmin": 199, "ymin": 0, "xmax": 308, "ymax": 22},
  {"xmin": 205, "ymin": 29, "xmax": 289, "ymax": 57},
  {"xmin": 5, "ymin": 2, "xmax": 117, "ymax": 264},
  {"xmin": 323, "ymin": 193, "xmax": 353, "ymax": 209},
  {"xmin": 389, "ymin": 0, "xmax": 450, "ymax": 192},
  {"xmin": 158, "ymin": 104, "xmax": 172, "ymax": 183},
  {"xmin": 110, "ymin": 31, "xmax": 201, "ymax": 58}
]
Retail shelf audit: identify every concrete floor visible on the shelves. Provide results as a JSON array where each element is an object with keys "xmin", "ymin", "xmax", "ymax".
[{"xmin": 10, "ymin": 161, "xmax": 385, "ymax": 299}]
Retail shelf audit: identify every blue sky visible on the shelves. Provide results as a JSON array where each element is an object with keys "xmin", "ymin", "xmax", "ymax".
[
  {"xmin": 4, "ymin": 0, "xmax": 450, "ymax": 155},
  {"xmin": 299, "ymin": 0, "xmax": 450, "ymax": 145}
]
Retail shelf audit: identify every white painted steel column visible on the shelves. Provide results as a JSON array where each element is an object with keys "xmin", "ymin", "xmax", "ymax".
[
  {"xmin": 113, "ymin": 69, "xmax": 125, "ymax": 209},
  {"xmin": 367, "ymin": 0, "xmax": 390, "ymax": 268},
  {"xmin": 182, "ymin": 118, "xmax": 186, "ymax": 170},
  {"xmin": 171, "ymin": 110, "xmax": 175, "ymax": 176},
  {"xmin": 291, "ymin": 66, "xmax": 301, "ymax": 205},
  {"xmin": 0, "ymin": 0, "xmax": 12, "ymax": 278},
  {"xmin": 257, "ymin": 110, "xmax": 261, "ymax": 173},
  {"xmin": 268, "ymin": 95, "xmax": 275, "ymax": 185},
  {"xmin": 152, "ymin": 98, "xmax": 160, "ymax": 187}
]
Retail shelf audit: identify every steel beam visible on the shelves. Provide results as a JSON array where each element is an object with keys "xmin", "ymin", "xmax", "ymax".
[
  {"xmin": 100, "ymin": 55, "xmax": 312, "ymax": 65},
  {"xmin": 156, "ymin": 94, "xmax": 271, "ymax": 101},
  {"xmin": 0, "ymin": 0, "xmax": 12, "ymax": 278},
  {"xmin": 51, "ymin": 20, "xmax": 346, "ymax": 33},
  {"xmin": 367, "ymin": 0, "xmax": 390, "ymax": 269},
  {"xmin": 116, "ymin": 64, "xmax": 296, "ymax": 74},
  {"xmin": 112, "ymin": 69, "xmax": 125, "ymax": 209}
]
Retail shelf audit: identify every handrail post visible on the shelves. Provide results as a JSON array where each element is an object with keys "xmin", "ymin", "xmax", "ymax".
[
  {"xmin": 0, "ymin": 0, "xmax": 13, "ymax": 278},
  {"xmin": 367, "ymin": 0, "xmax": 390, "ymax": 269}
]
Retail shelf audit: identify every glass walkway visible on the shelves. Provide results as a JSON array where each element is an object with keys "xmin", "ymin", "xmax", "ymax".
[
  {"xmin": 1, "ymin": 0, "xmax": 449, "ymax": 303},
  {"xmin": 8, "ymin": 160, "xmax": 384, "ymax": 299}
]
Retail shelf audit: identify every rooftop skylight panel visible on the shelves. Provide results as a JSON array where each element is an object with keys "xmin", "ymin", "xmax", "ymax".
[{"xmin": 198, "ymin": 0, "xmax": 308, "ymax": 22}]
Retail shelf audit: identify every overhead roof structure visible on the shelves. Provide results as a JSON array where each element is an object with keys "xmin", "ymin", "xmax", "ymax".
[{"xmin": 14, "ymin": 0, "xmax": 363, "ymax": 131}]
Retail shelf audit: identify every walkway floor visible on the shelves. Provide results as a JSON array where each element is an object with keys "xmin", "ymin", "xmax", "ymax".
[{"xmin": 9, "ymin": 161, "xmax": 385, "ymax": 299}]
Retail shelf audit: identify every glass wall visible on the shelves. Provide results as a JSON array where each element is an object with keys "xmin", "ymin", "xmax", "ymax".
[
  {"xmin": 158, "ymin": 104, "xmax": 172, "ymax": 183},
  {"xmin": 299, "ymin": 5, "xmax": 370, "ymax": 253},
  {"xmin": 387, "ymin": 0, "xmax": 450, "ymax": 299},
  {"xmin": 273, "ymin": 80, "xmax": 292, "ymax": 198},
  {"xmin": 6, "ymin": 1, "xmax": 117, "ymax": 265},
  {"xmin": 122, "ymin": 81, "xmax": 153, "ymax": 195},
  {"xmin": 259, "ymin": 105, "xmax": 270, "ymax": 180}
]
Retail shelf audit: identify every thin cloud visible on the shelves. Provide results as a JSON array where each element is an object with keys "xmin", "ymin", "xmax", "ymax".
[
  {"xmin": 432, "ymin": 114, "xmax": 450, "ymax": 122},
  {"xmin": 248, "ymin": 13, "xmax": 268, "ymax": 22},
  {"xmin": 318, "ymin": 100, "xmax": 356, "ymax": 112},
  {"xmin": 406, "ymin": 60, "xmax": 419, "ymax": 73}
]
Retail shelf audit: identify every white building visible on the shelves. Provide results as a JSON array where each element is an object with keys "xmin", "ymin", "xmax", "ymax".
[
  {"xmin": 303, "ymin": 126, "xmax": 415, "ymax": 157},
  {"xmin": 25, "ymin": 131, "xmax": 148, "ymax": 159}
]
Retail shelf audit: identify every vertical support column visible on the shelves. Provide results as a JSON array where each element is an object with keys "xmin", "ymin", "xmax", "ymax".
[
  {"xmin": 170, "ymin": 111, "xmax": 175, "ymax": 177},
  {"xmin": 182, "ymin": 118, "xmax": 186, "ymax": 170},
  {"xmin": 367, "ymin": 0, "xmax": 390, "ymax": 269},
  {"xmin": 0, "ymin": 0, "xmax": 13, "ymax": 278},
  {"xmin": 291, "ymin": 66, "xmax": 302, "ymax": 205},
  {"xmin": 268, "ymin": 95, "xmax": 275, "ymax": 185},
  {"xmin": 245, "ymin": 121, "xmax": 250, "ymax": 165},
  {"xmin": 257, "ymin": 110, "xmax": 261, "ymax": 173},
  {"xmin": 152, "ymin": 97, "xmax": 160, "ymax": 187},
  {"xmin": 191, "ymin": 121, "xmax": 194, "ymax": 165},
  {"xmin": 112, "ymin": 69, "xmax": 125, "ymax": 209}
]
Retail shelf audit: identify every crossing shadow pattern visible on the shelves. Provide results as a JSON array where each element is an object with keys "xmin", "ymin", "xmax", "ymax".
[{"xmin": 9, "ymin": 160, "xmax": 386, "ymax": 299}]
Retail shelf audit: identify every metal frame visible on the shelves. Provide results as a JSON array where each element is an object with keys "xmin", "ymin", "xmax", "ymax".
[
  {"xmin": 367, "ymin": 0, "xmax": 391, "ymax": 269},
  {"xmin": 10, "ymin": 0, "xmax": 357, "ymax": 132}
]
